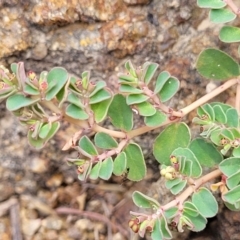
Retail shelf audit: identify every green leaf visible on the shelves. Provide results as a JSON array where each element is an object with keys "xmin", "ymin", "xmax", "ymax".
[
  {"xmin": 65, "ymin": 104, "xmax": 89, "ymax": 120},
  {"xmin": 183, "ymin": 213, "xmax": 207, "ymax": 232},
  {"xmin": 45, "ymin": 67, "xmax": 68, "ymax": 101},
  {"xmin": 142, "ymin": 62, "xmax": 159, "ymax": 85},
  {"xmin": 153, "ymin": 123, "xmax": 191, "ymax": 165},
  {"xmin": 179, "ymin": 158, "xmax": 192, "ymax": 177},
  {"xmin": 202, "ymin": 104, "xmax": 215, "ymax": 121},
  {"xmin": 219, "ymin": 26, "xmax": 240, "ymax": 43},
  {"xmin": 154, "ymin": 71, "xmax": 171, "ymax": 94},
  {"xmin": 124, "ymin": 143, "xmax": 146, "ymax": 181},
  {"xmin": 196, "ymin": 48, "xmax": 239, "ymax": 80},
  {"xmin": 119, "ymin": 84, "xmax": 142, "ymax": 94},
  {"xmin": 192, "ymin": 187, "xmax": 218, "ymax": 218},
  {"xmin": 94, "ymin": 132, "xmax": 118, "ymax": 149},
  {"xmin": 99, "ymin": 157, "xmax": 113, "ymax": 180},
  {"xmin": 108, "ymin": 94, "xmax": 133, "ymax": 131},
  {"xmin": 28, "ymin": 122, "xmax": 60, "ymax": 149},
  {"xmin": 10, "ymin": 63, "xmax": 17, "ymax": 74},
  {"xmin": 132, "ymin": 191, "xmax": 160, "ymax": 209},
  {"xmin": 126, "ymin": 93, "xmax": 149, "ymax": 105},
  {"xmin": 135, "ymin": 101, "xmax": 156, "ymax": 116},
  {"xmin": 144, "ymin": 110, "xmax": 167, "ymax": 127},
  {"xmin": 89, "ymin": 161, "xmax": 102, "ymax": 180},
  {"xmin": 78, "ymin": 162, "xmax": 92, "ymax": 181},
  {"xmin": 170, "ymin": 180, "xmax": 187, "ymax": 195},
  {"xmin": 226, "ymin": 170, "xmax": 240, "ymax": 189},
  {"xmin": 24, "ymin": 84, "xmax": 40, "ymax": 95},
  {"xmin": 165, "ymin": 178, "xmax": 183, "ymax": 189},
  {"xmin": 226, "ymin": 108, "xmax": 239, "ymax": 127},
  {"xmin": 189, "ymin": 138, "xmax": 223, "ymax": 167},
  {"xmin": 210, "ymin": 128, "xmax": 222, "ymax": 146},
  {"xmin": 91, "ymin": 97, "xmax": 112, "ymax": 123},
  {"xmin": 39, "ymin": 123, "xmax": 51, "ymax": 139},
  {"xmin": 233, "ymin": 147, "xmax": 240, "ymax": 157},
  {"xmin": 6, "ymin": 93, "xmax": 40, "ymax": 111},
  {"xmin": 219, "ymin": 157, "xmax": 240, "ymax": 176},
  {"xmin": 159, "ymin": 77, "xmax": 179, "ymax": 102},
  {"xmin": 89, "ymin": 89, "xmax": 111, "ymax": 104},
  {"xmin": 151, "ymin": 218, "xmax": 163, "ymax": 240},
  {"xmin": 172, "ymin": 148, "xmax": 202, "ymax": 177},
  {"xmin": 221, "ymin": 128, "xmax": 234, "ymax": 140},
  {"xmin": 164, "ymin": 207, "xmax": 178, "ymax": 219},
  {"xmin": 118, "ymin": 74, "xmax": 137, "ymax": 84},
  {"xmin": 159, "ymin": 216, "xmax": 172, "ymax": 239},
  {"xmin": 197, "ymin": 0, "xmax": 226, "ymax": 8},
  {"xmin": 210, "ymin": 8, "xmax": 236, "ymax": 24},
  {"xmin": 223, "ymin": 185, "xmax": 240, "ymax": 204},
  {"xmin": 67, "ymin": 92, "xmax": 84, "ymax": 108},
  {"xmin": 113, "ymin": 152, "xmax": 127, "ymax": 176},
  {"xmin": 224, "ymin": 201, "xmax": 240, "ymax": 211},
  {"xmin": 183, "ymin": 201, "xmax": 199, "ymax": 217},
  {"xmin": 125, "ymin": 60, "xmax": 137, "ymax": 78},
  {"xmin": 79, "ymin": 136, "xmax": 98, "ymax": 156},
  {"xmin": 89, "ymin": 81, "xmax": 106, "ymax": 97},
  {"xmin": 213, "ymin": 105, "xmax": 227, "ymax": 123}
]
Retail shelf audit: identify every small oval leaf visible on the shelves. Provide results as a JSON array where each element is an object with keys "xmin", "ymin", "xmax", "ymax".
[
  {"xmin": 192, "ymin": 187, "xmax": 218, "ymax": 218},
  {"xmin": 153, "ymin": 123, "xmax": 191, "ymax": 165},
  {"xmin": 94, "ymin": 132, "xmax": 118, "ymax": 149},
  {"xmin": 196, "ymin": 48, "xmax": 239, "ymax": 80}
]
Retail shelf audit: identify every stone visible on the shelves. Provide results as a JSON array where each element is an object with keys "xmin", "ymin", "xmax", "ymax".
[
  {"xmin": 22, "ymin": 219, "xmax": 42, "ymax": 237},
  {"xmin": 75, "ymin": 218, "xmax": 93, "ymax": 231},
  {"xmin": 42, "ymin": 216, "xmax": 63, "ymax": 230},
  {"xmin": 28, "ymin": 157, "xmax": 47, "ymax": 174},
  {"xmin": 46, "ymin": 173, "xmax": 63, "ymax": 188}
]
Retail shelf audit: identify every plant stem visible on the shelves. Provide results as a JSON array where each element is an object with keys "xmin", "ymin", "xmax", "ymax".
[
  {"xmin": 224, "ymin": 0, "xmax": 240, "ymax": 15},
  {"xmin": 92, "ymin": 124, "xmax": 126, "ymax": 138},
  {"xmin": 161, "ymin": 169, "xmax": 222, "ymax": 211},
  {"xmin": 179, "ymin": 78, "xmax": 238, "ymax": 116}
]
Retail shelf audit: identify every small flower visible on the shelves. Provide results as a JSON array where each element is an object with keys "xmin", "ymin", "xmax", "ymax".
[
  {"xmin": 39, "ymin": 80, "xmax": 48, "ymax": 91},
  {"xmin": 77, "ymin": 165, "xmax": 85, "ymax": 174},
  {"xmin": 211, "ymin": 181, "xmax": 228, "ymax": 195},
  {"xmin": 128, "ymin": 218, "xmax": 140, "ymax": 233},
  {"xmin": 27, "ymin": 71, "xmax": 37, "ymax": 81}
]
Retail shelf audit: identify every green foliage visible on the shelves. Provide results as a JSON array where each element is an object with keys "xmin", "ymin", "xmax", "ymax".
[
  {"xmin": 132, "ymin": 191, "xmax": 160, "ymax": 209},
  {"xmin": 192, "ymin": 188, "xmax": 218, "ymax": 218},
  {"xmin": 2, "ymin": 2, "xmax": 240, "ymax": 239},
  {"xmin": 197, "ymin": 0, "xmax": 226, "ymax": 9},
  {"xmin": 196, "ymin": 48, "xmax": 239, "ymax": 80},
  {"xmin": 210, "ymin": 9, "xmax": 236, "ymax": 23},
  {"xmin": 108, "ymin": 94, "xmax": 133, "ymax": 131},
  {"xmin": 124, "ymin": 143, "xmax": 146, "ymax": 181},
  {"xmin": 219, "ymin": 26, "xmax": 240, "ymax": 43},
  {"xmin": 153, "ymin": 123, "xmax": 191, "ymax": 165}
]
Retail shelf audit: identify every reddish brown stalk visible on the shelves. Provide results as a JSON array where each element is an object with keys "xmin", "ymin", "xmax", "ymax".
[{"xmin": 55, "ymin": 207, "xmax": 129, "ymax": 238}]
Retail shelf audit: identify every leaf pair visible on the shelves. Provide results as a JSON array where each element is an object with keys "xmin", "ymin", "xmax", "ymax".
[
  {"xmin": 28, "ymin": 122, "xmax": 60, "ymax": 149},
  {"xmin": 77, "ymin": 134, "xmax": 146, "ymax": 182}
]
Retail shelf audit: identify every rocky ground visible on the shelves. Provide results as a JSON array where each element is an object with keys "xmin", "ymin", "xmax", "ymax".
[{"xmin": 0, "ymin": 0, "xmax": 240, "ymax": 240}]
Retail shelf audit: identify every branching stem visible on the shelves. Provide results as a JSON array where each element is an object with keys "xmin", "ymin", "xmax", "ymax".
[{"xmin": 161, "ymin": 169, "xmax": 222, "ymax": 211}]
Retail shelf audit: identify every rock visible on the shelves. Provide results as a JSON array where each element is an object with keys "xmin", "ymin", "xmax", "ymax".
[
  {"xmin": 22, "ymin": 219, "xmax": 42, "ymax": 237},
  {"xmin": 46, "ymin": 173, "xmax": 63, "ymax": 188},
  {"xmin": 0, "ymin": 181, "xmax": 14, "ymax": 202},
  {"xmin": 75, "ymin": 218, "xmax": 93, "ymax": 231},
  {"xmin": 42, "ymin": 216, "xmax": 63, "ymax": 230},
  {"xmin": 28, "ymin": 157, "xmax": 47, "ymax": 174}
]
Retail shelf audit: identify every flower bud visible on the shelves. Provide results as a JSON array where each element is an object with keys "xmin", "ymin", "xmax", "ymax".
[
  {"xmin": 165, "ymin": 172, "xmax": 174, "ymax": 180},
  {"xmin": 160, "ymin": 168, "xmax": 167, "ymax": 176},
  {"xmin": 170, "ymin": 155, "xmax": 178, "ymax": 164}
]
